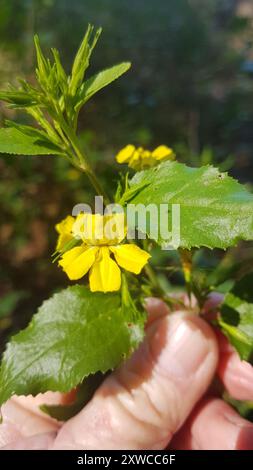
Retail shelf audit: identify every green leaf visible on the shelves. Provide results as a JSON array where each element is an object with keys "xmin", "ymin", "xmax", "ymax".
[
  {"xmin": 40, "ymin": 373, "xmax": 105, "ymax": 421},
  {"xmin": 218, "ymin": 273, "xmax": 253, "ymax": 362},
  {"xmin": 69, "ymin": 25, "xmax": 102, "ymax": 96},
  {"xmin": 51, "ymin": 48, "xmax": 68, "ymax": 95},
  {"xmin": 0, "ymin": 127, "xmax": 62, "ymax": 155},
  {"xmin": 75, "ymin": 62, "xmax": 131, "ymax": 110},
  {"xmin": 0, "ymin": 90, "xmax": 38, "ymax": 108},
  {"xmin": 122, "ymin": 161, "xmax": 253, "ymax": 249},
  {"xmin": 0, "ymin": 285, "xmax": 145, "ymax": 407},
  {"xmin": 34, "ymin": 34, "xmax": 51, "ymax": 91},
  {"xmin": 6, "ymin": 120, "xmax": 56, "ymax": 143},
  {"xmin": 34, "ymin": 35, "xmax": 50, "ymax": 79}
]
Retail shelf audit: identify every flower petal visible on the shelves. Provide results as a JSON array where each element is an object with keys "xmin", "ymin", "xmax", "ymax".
[
  {"xmin": 110, "ymin": 244, "xmax": 151, "ymax": 274},
  {"xmin": 55, "ymin": 215, "xmax": 75, "ymax": 235},
  {"xmin": 59, "ymin": 245, "xmax": 98, "ymax": 280},
  {"xmin": 73, "ymin": 213, "xmax": 104, "ymax": 243},
  {"xmin": 89, "ymin": 247, "xmax": 121, "ymax": 292},
  {"xmin": 152, "ymin": 145, "xmax": 174, "ymax": 161},
  {"xmin": 55, "ymin": 215, "xmax": 75, "ymax": 251},
  {"xmin": 128, "ymin": 148, "xmax": 143, "ymax": 170},
  {"xmin": 116, "ymin": 144, "xmax": 135, "ymax": 164},
  {"xmin": 103, "ymin": 213, "xmax": 126, "ymax": 244},
  {"xmin": 73, "ymin": 213, "xmax": 126, "ymax": 245}
]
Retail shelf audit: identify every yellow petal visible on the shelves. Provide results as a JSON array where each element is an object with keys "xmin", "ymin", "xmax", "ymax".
[
  {"xmin": 103, "ymin": 213, "xmax": 126, "ymax": 244},
  {"xmin": 59, "ymin": 245, "xmax": 98, "ymax": 280},
  {"xmin": 56, "ymin": 233, "xmax": 73, "ymax": 251},
  {"xmin": 140, "ymin": 150, "xmax": 156, "ymax": 169},
  {"xmin": 110, "ymin": 244, "xmax": 151, "ymax": 274},
  {"xmin": 152, "ymin": 145, "xmax": 174, "ymax": 161},
  {"xmin": 55, "ymin": 215, "xmax": 75, "ymax": 251},
  {"xmin": 116, "ymin": 144, "xmax": 135, "ymax": 164},
  {"xmin": 73, "ymin": 213, "xmax": 104, "ymax": 243},
  {"xmin": 128, "ymin": 148, "xmax": 142, "ymax": 170},
  {"xmin": 89, "ymin": 247, "xmax": 121, "ymax": 292},
  {"xmin": 73, "ymin": 213, "xmax": 126, "ymax": 245},
  {"xmin": 55, "ymin": 215, "xmax": 75, "ymax": 235}
]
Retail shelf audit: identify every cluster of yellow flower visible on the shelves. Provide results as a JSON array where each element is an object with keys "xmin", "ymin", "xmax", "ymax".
[
  {"xmin": 56, "ymin": 213, "xmax": 150, "ymax": 293},
  {"xmin": 116, "ymin": 144, "xmax": 175, "ymax": 171}
]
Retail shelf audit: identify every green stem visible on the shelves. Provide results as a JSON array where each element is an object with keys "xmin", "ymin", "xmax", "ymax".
[
  {"xmin": 141, "ymin": 239, "xmax": 166, "ymax": 297},
  {"xmin": 144, "ymin": 264, "xmax": 159, "ymax": 290},
  {"xmin": 144, "ymin": 263, "xmax": 169, "ymax": 298},
  {"xmin": 179, "ymin": 248, "xmax": 193, "ymax": 302},
  {"xmin": 54, "ymin": 120, "xmax": 74, "ymax": 152},
  {"xmin": 55, "ymin": 111, "xmax": 110, "ymax": 205}
]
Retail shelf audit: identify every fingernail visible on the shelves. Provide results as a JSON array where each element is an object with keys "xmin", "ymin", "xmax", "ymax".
[{"xmin": 149, "ymin": 314, "xmax": 211, "ymax": 378}]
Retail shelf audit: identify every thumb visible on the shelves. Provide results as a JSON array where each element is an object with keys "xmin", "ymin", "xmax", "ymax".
[{"xmin": 52, "ymin": 306, "xmax": 218, "ymax": 450}]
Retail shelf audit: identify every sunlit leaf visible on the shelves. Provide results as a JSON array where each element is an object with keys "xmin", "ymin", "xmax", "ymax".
[
  {"xmin": 121, "ymin": 161, "xmax": 253, "ymax": 249},
  {"xmin": 0, "ymin": 285, "xmax": 145, "ymax": 407},
  {"xmin": 0, "ymin": 127, "xmax": 62, "ymax": 155},
  {"xmin": 75, "ymin": 62, "xmax": 131, "ymax": 110}
]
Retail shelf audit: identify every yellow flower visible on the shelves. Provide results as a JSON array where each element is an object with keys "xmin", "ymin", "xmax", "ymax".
[
  {"xmin": 56, "ymin": 213, "xmax": 151, "ymax": 293},
  {"xmin": 116, "ymin": 144, "xmax": 175, "ymax": 170},
  {"xmin": 55, "ymin": 215, "xmax": 75, "ymax": 251}
]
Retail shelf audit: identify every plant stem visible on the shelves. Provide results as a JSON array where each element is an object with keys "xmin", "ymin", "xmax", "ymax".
[
  {"xmin": 141, "ymin": 239, "xmax": 166, "ymax": 297},
  {"xmin": 81, "ymin": 163, "xmax": 110, "ymax": 206},
  {"xmin": 179, "ymin": 248, "xmax": 193, "ymax": 302},
  {"xmin": 144, "ymin": 263, "xmax": 158, "ymax": 288},
  {"xmin": 55, "ymin": 110, "xmax": 111, "ymax": 205},
  {"xmin": 144, "ymin": 263, "xmax": 167, "ymax": 297}
]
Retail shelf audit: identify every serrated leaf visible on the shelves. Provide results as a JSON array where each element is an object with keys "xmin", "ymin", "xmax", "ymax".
[
  {"xmin": 218, "ymin": 273, "xmax": 253, "ymax": 362},
  {"xmin": 0, "ymin": 285, "xmax": 145, "ymax": 407},
  {"xmin": 0, "ymin": 127, "xmax": 62, "ymax": 155},
  {"xmin": 122, "ymin": 161, "xmax": 253, "ymax": 249},
  {"xmin": 75, "ymin": 62, "xmax": 131, "ymax": 110},
  {"xmin": 40, "ymin": 373, "xmax": 104, "ymax": 421},
  {"xmin": 6, "ymin": 120, "xmax": 55, "ymax": 143}
]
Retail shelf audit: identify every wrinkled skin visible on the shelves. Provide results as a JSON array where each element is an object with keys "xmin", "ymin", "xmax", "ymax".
[{"xmin": 1, "ymin": 295, "xmax": 253, "ymax": 450}]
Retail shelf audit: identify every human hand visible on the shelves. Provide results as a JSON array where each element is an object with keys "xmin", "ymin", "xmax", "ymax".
[{"xmin": 1, "ymin": 297, "xmax": 253, "ymax": 450}]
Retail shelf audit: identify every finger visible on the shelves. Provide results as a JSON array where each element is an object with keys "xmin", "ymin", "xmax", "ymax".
[
  {"xmin": 202, "ymin": 293, "xmax": 253, "ymax": 400},
  {"xmin": 0, "ymin": 392, "xmax": 62, "ymax": 448},
  {"xmin": 12, "ymin": 389, "xmax": 76, "ymax": 417},
  {"xmin": 1, "ymin": 432, "xmax": 56, "ymax": 450},
  {"xmin": 144, "ymin": 297, "xmax": 170, "ymax": 325},
  {"xmin": 0, "ymin": 299, "xmax": 168, "ymax": 451},
  {"xmin": 52, "ymin": 311, "xmax": 218, "ymax": 450},
  {"xmin": 216, "ymin": 330, "xmax": 253, "ymax": 400},
  {"xmin": 171, "ymin": 397, "xmax": 253, "ymax": 450}
]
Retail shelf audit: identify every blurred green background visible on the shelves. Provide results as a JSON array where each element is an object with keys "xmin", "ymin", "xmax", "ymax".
[{"xmin": 0, "ymin": 0, "xmax": 253, "ymax": 347}]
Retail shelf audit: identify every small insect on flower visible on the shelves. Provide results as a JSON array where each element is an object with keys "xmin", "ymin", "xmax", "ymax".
[
  {"xmin": 55, "ymin": 213, "xmax": 151, "ymax": 293},
  {"xmin": 116, "ymin": 144, "xmax": 175, "ymax": 171}
]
